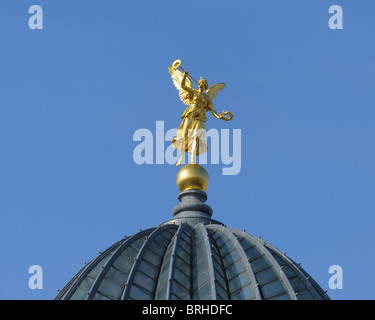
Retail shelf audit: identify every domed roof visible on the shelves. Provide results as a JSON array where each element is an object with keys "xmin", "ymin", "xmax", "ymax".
[
  {"xmin": 55, "ymin": 221, "xmax": 328, "ymax": 300},
  {"xmin": 55, "ymin": 170, "xmax": 329, "ymax": 300}
]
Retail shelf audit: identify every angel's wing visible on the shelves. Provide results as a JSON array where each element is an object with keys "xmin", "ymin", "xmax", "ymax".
[
  {"xmin": 206, "ymin": 83, "xmax": 226, "ymax": 100},
  {"xmin": 168, "ymin": 66, "xmax": 193, "ymax": 106}
]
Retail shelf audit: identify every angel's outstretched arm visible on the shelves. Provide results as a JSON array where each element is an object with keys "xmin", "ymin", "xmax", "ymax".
[
  {"xmin": 181, "ymin": 71, "xmax": 193, "ymax": 92},
  {"xmin": 209, "ymin": 109, "xmax": 223, "ymax": 120},
  {"xmin": 204, "ymin": 101, "xmax": 218, "ymax": 119},
  {"xmin": 207, "ymin": 101, "xmax": 233, "ymax": 121}
]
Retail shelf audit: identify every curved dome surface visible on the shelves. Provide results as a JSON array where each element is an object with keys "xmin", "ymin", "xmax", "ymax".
[{"xmin": 55, "ymin": 220, "xmax": 329, "ymax": 300}]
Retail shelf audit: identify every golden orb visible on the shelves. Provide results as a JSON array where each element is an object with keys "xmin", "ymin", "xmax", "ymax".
[{"xmin": 176, "ymin": 164, "xmax": 209, "ymax": 192}]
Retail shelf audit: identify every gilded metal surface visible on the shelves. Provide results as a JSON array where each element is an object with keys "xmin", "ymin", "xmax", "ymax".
[
  {"xmin": 169, "ymin": 59, "xmax": 233, "ymax": 166},
  {"xmin": 176, "ymin": 164, "xmax": 209, "ymax": 192}
]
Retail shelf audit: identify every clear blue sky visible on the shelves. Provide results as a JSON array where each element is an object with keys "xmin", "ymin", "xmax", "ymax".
[{"xmin": 1, "ymin": 0, "xmax": 374, "ymax": 300}]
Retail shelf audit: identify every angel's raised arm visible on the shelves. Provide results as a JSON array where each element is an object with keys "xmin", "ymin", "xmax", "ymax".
[
  {"xmin": 181, "ymin": 71, "xmax": 193, "ymax": 92},
  {"xmin": 168, "ymin": 65, "xmax": 194, "ymax": 106}
]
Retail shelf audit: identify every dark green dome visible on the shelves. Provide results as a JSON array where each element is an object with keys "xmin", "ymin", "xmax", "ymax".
[{"xmin": 55, "ymin": 189, "xmax": 329, "ymax": 300}]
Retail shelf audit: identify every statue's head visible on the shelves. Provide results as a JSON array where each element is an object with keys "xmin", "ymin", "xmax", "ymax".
[{"xmin": 198, "ymin": 78, "xmax": 208, "ymax": 91}]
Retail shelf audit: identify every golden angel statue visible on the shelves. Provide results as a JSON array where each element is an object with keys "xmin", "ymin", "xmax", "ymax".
[{"xmin": 169, "ymin": 59, "xmax": 233, "ymax": 166}]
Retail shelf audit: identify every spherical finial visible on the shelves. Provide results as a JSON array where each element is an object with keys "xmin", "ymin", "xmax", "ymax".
[{"xmin": 176, "ymin": 164, "xmax": 209, "ymax": 192}]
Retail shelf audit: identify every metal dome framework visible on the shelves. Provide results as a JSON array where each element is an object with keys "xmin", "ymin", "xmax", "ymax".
[{"xmin": 56, "ymin": 220, "xmax": 329, "ymax": 300}]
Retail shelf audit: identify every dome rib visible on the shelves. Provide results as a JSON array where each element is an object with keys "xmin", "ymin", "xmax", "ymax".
[
  {"xmin": 165, "ymin": 224, "xmax": 186, "ymax": 300},
  {"xmin": 195, "ymin": 223, "xmax": 218, "ymax": 300},
  {"xmin": 56, "ymin": 237, "xmax": 126, "ymax": 300},
  {"xmin": 207, "ymin": 225, "xmax": 262, "ymax": 300},
  {"xmin": 153, "ymin": 232, "xmax": 176, "ymax": 299},
  {"xmin": 121, "ymin": 224, "xmax": 178, "ymax": 300},
  {"xmin": 156, "ymin": 223, "xmax": 194, "ymax": 300},
  {"xmin": 232, "ymin": 230, "xmax": 297, "ymax": 300},
  {"xmin": 262, "ymin": 242, "xmax": 328, "ymax": 300},
  {"xmin": 206, "ymin": 227, "xmax": 232, "ymax": 299},
  {"xmin": 86, "ymin": 228, "xmax": 154, "ymax": 300}
]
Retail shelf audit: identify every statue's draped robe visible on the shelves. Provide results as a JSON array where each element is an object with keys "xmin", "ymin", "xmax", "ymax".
[{"xmin": 172, "ymin": 91, "xmax": 209, "ymax": 155}]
